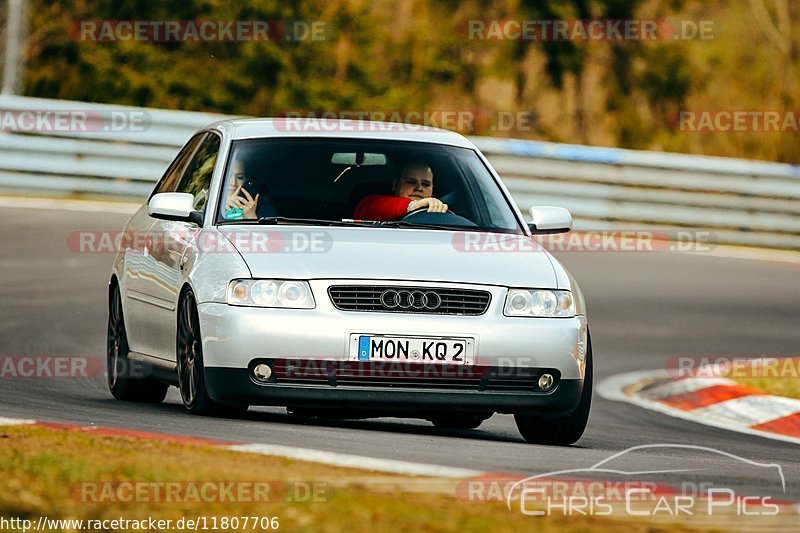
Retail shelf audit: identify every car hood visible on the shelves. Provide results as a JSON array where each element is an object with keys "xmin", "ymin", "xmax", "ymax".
[{"xmin": 218, "ymin": 226, "xmax": 558, "ymax": 287}]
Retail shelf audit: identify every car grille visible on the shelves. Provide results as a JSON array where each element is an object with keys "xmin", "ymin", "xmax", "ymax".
[
  {"xmin": 327, "ymin": 285, "xmax": 491, "ymax": 315},
  {"xmin": 266, "ymin": 359, "xmax": 558, "ymax": 393}
]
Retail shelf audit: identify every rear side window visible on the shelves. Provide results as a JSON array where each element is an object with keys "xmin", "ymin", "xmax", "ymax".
[
  {"xmin": 151, "ymin": 133, "xmax": 205, "ymax": 197},
  {"xmin": 175, "ymin": 133, "xmax": 221, "ymax": 211}
]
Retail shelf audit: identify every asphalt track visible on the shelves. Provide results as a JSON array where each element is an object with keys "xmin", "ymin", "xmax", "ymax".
[{"xmin": 1, "ymin": 204, "xmax": 799, "ymax": 505}]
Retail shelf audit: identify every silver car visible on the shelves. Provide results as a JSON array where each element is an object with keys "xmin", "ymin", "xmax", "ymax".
[{"xmin": 107, "ymin": 119, "xmax": 592, "ymax": 445}]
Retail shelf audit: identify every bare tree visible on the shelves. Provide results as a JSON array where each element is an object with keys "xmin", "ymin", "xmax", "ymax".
[{"xmin": 748, "ymin": 0, "xmax": 797, "ymax": 103}]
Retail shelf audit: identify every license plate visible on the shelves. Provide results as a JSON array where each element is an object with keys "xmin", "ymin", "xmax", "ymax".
[{"xmin": 349, "ymin": 335, "xmax": 474, "ymax": 365}]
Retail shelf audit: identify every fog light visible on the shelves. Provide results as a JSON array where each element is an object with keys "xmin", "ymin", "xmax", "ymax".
[
  {"xmin": 253, "ymin": 364, "xmax": 272, "ymax": 381},
  {"xmin": 538, "ymin": 373, "xmax": 554, "ymax": 390}
]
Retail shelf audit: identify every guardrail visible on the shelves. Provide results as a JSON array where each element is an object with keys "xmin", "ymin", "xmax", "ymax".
[
  {"xmin": 471, "ymin": 138, "xmax": 800, "ymax": 249},
  {"xmin": 1, "ymin": 95, "xmax": 799, "ymax": 250}
]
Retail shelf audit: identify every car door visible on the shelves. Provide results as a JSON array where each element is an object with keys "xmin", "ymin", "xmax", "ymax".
[
  {"xmin": 139, "ymin": 131, "xmax": 222, "ymax": 361},
  {"xmin": 123, "ymin": 132, "xmax": 205, "ymax": 354}
]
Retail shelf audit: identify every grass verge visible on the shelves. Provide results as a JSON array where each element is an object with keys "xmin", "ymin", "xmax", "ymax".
[
  {"xmin": 722, "ymin": 357, "xmax": 800, "ymax": 400},
  {"xmin": 0, "ymin": 424, "xmax": 718, "ymax": 532}
]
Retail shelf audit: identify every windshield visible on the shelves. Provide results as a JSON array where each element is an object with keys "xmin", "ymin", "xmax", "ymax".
[{"xmin": 215, "ymin": 138, "xmax": 523, "ymax": 234}]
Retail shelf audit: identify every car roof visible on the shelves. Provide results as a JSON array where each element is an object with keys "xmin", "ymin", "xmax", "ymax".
[{"xmin": 206, "ymin": 118, "xmax": 477, "ymax": 149}]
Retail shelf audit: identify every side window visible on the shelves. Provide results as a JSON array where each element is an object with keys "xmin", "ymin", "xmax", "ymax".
[
  {"xmin": 151, "ymin": 133, "xmax": 205, "ymax": 197},
  {"xmin": 175, "ymin": 133, "xmax": 221, "ymax": 211}
]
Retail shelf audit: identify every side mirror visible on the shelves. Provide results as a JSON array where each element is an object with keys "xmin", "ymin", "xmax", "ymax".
[
  {"xmin": 148, "ymin": 193, "xmax": 204, "ymax": 225},
  {"xmin": 528, "ymin": 206, "xmax": 572, "ymax": 234}
]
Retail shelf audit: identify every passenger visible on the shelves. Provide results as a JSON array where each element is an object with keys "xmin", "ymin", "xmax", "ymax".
[{"xmin": 353, "ymin": 161, "xmax": 448, "ymax": 221}]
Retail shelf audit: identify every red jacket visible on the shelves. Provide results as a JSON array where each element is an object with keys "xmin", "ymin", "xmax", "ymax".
[{"xmin": 354, "ymin": 194, "xmax": 411, "ymax": 221}]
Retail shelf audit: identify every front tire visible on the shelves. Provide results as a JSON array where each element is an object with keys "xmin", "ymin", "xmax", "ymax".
[
  {"xmin": 515, "ymin": 332, "xmax": 593, "ymax": 446},
  {"xmin": 107, "ymin": 284, "xmax": 168, "ymax": 403},
  {"xmin": 177, "ymin": 290, "xmax": 247, "ymax": 417}
]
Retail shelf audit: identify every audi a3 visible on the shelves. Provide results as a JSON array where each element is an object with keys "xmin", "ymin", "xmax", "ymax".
[{"xmin": 107, "ymin": 119, "xmax": 592, "ymax": 445}]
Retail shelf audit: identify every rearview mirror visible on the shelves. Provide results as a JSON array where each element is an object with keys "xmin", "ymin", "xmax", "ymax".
[
  {"xmin": 528, "ymin": 206, "xmax": 572, "ymax": 234},
  {"xmin": 148, "ymin": 193, "xmax": 204, "ymax": 225},
  {"xmin": 331, "ymin": 152, "xmax": 387, "ymax": 166}
]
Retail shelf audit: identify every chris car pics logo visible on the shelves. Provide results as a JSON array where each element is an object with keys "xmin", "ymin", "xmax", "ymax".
[{"xmin": 503, "ymin": 444, "xmax": 786, "ymax": 518}]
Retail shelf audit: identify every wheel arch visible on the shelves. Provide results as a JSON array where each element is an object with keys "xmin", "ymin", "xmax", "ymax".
[
  {"xmin": 176, "ymin": 282, "xmax": 197, "ymax": 331},
  {"xmin": 108, "ymin": 274, "xmax": 119, "ymax": 298},
  {"xmin": 178, "ymin": 281, "xmax": 195, "ymax": 301}
]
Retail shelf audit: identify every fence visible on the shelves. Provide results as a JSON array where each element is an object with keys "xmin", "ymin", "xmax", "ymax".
[{"xmin": 1, "ymin": 94, "xmax": 799, "ymax": 249}]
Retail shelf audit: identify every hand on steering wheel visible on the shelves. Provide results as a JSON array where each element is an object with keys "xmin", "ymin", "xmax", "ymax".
[{"xmin": 407, "ymin": 197, "xmax": 448, "ymax": 214}]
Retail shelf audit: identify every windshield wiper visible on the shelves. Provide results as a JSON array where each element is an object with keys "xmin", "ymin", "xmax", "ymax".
[
  {"xmin": 378, "ymin": 220, "xmax": 465, "ymax": 231},
  {"xmin": 257, "ymin": 217, "xmax": 370, "ymax": 227},
  {"xmin": 379, "ymin": 220, "xmax": 522, "ymax": 234}
]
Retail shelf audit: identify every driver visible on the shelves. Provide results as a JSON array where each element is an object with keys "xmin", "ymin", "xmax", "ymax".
[{"xmin": 353, "ymin": 161, "xmax": 448, "ymax": 221}]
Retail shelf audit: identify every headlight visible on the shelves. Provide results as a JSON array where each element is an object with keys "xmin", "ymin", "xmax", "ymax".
[
  {"xmin": 227, "ymin": 279, "xmax": 315, "ymax": 309},
  {"xmin": 504, "ymin": 289, "xmax": 574, "ymax": 317}
]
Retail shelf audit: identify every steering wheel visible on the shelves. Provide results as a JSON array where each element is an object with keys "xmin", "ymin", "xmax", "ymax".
[
  {"xmin": 404, "ymin": 206, "xmax": 453, "ymax": 216},
  {"xmin": 401, "ymin": 208, "xmax": 477, "ymax": 227}
]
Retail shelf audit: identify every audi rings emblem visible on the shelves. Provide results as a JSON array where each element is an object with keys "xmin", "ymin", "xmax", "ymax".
[{"xmin": 380, "ymin": 289, "xmax": 442, "ymax": 311}]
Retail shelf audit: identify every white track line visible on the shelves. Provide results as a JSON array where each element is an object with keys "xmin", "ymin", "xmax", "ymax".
[
  {"xmin": 0, "ymin": 416, "xmax": 35, "ymax": 425},
  {"xmin": 597, "ymin": 370, "xmax": 800, "ymax": 446},
  {"xmin": 229, "ymin": 443, "xmax": 482, "ymax": 478}
]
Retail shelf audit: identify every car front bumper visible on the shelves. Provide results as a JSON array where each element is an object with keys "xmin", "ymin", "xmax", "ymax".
[
  {"xmin": 196, "ymin": 281, "xmax": 588, "ymax": 413},
  {"xmin": 204, "ymin": 366, "xmax": 584, "ymax": 416}
]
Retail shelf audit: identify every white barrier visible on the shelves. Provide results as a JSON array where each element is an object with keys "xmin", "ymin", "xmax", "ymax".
[{"xmin": 1, "ymin": 95, "xmax": 799, "ymax": 249}]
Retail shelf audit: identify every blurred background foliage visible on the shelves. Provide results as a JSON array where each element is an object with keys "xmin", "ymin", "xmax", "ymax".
[{"xmin": 11, "ymin": 0, "xmax": 800, "ymax": 162}]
